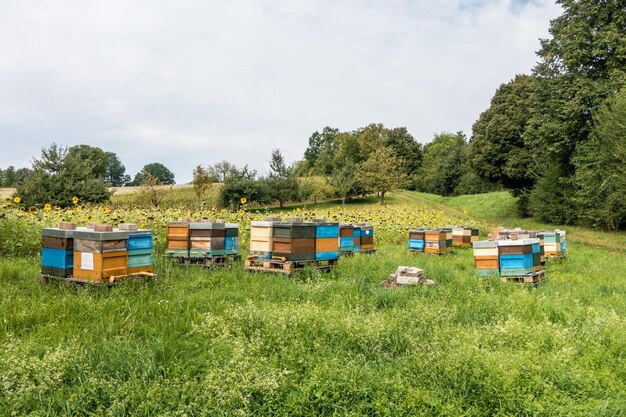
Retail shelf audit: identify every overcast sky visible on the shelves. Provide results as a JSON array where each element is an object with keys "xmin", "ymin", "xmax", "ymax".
[{"xmin": 0, "ymin": 0, "xmax": 561, "ymax": 183}]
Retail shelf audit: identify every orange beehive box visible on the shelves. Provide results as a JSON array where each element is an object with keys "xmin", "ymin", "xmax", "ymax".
[
  {"xmin": 316, "ymin": 237, "xmax": 339, "ymax": 253},
  {"xmin": 73, "ymin": 251, "xmax": 128, "ymax": 281},
  {"xmin": 474, "ymin": 256, "xmax": 499, "ymax": 269}
]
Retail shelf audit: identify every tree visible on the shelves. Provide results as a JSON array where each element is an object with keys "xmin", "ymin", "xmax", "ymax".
[
  {"xmin": 105, "ymin": 152, "xmax": 129, "ymax": 186},
  {"xmin": 209, "ymin": 160, "xmax": 236, "ymax": 183},
  {"xmin": 386, "ymin": 127, "xmax": 423, "ymax": 179},
  {"xmin": 66, "ymin": 145, "xmax": 108, "ymax": 179},
  {"xmin": 267, "ymin": 149, "xmax": 299, "ymax": 208},
  {"xmin": 417, "ymin": 132, "xmax": 468, "ymax": 196},
  {"xmin": 132, "ymin": 163, "xmax": 175, "ymax": 185},
  {"xmin": 15, "ymin": 144, "xmax": 111, "ymax": 207},
  {"xmin": 219, "ymin": 165, "xmax": 271, "ymax": 209},
  {"xmin": 573, "ymin": 87, "xmax": 626, "ymax": 230},
  {"xmin": 137, "ymin": 173, "xmax": 168, "ymax": 208},
  {"xmin": 303, "ymin": 127, "xmax": 339, "ymax": 173},
  {"xmin": 468, "ymin": 75, "xmax": 536, "ymax": 191},
  {"xmin": 357, "ymin": 146, "xmax": 408, "ymax": 203},
  {"xmin": 330, "ymin": 159, "xmax": 358, "ymax": 205},
  {"xmin": 298, "ymin": 176, "xmax": 334, "ymax": 204},
  {"xmin": 191, "ymin": 165, "xmax": 214, "ymax": 205}
]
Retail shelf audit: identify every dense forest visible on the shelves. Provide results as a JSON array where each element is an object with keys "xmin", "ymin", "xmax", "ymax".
[{"xmin": 2, "ymin": 0, "xmax": 625, "ymax": 230}]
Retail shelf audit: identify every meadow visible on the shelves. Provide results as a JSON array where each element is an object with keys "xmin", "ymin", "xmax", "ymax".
[{"xmin": 0, "ymin": 191, "xmax": 625, "ymax": 416}]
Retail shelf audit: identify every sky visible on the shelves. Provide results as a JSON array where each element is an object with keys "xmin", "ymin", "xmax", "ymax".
[{"xmin": 0, "ymin": 0, "xmax": 562, "ymax": 183}]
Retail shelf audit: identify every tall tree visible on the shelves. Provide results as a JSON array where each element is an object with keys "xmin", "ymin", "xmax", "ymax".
[
  {"xmin": 15, "ymin": 144, "xmax": 110, "ymax": 207},
  {"xmin": 418, "ymin": 132, "xmax": 468, "ymax": 196},
  {"xmin": 573, "ymin": 87, "xmax": 626, "ymax": 230},
  {"xmin": 330, "ymin": 159, "xmax": 358, "ymax": 205},
  {"xmin": 191, "ymin": 165, "xmax": 214, "ymax": 205},
  {"xmin": 209, "ymin": 160, "xmax": 235, "ymax": 183},
  {"xmin": 357, "ymin": 146, "xmax": 408, "ymax": 203},
  {"xmin": 105, "ymin": 152, "xmax": 129, "ymax": 186},
  {"xmin": 132, "ymin": 163, "xmax": 175, "ymax": 185},
  {"xmin": 267, "ymin": 149, "xmax": 298, "ymax": 208},
  {"xmin": 66, "ymin": 145, "xmax": 108, "ymax": 178}
]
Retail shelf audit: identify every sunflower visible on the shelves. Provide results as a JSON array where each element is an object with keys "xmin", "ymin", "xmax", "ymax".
[
  {"xmin": 44, "ymin": 203, "xmax": 52, "ymax": 212},
  {"xmin": 28, "ymin": 206, "xmax": 38, "ymax": 215},
  {"xmin": 13, "ymin": 197, "xmax": 21, "ymax": 204},
  {"xmin": 72, "ymin": 196, "xmax": 79, "ymax": 205},
  {"xmin": 240, "ymin": 197, "xmax": 247, "ymax": 204},
  {"xmin": 101, "ymin": 207, "xmax": 110, "ymax": 214}
]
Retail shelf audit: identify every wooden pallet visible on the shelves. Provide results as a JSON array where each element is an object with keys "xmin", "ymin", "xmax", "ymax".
[
  {"xmin": 168, "ymin": 254, "xmax": 242, "ymax": 267},
  {"xmin": 40, "ymin": 272, "xmax": 155, "ymax": 286},
  {"xmin": 244, "ymin": 256, "xmax": 338, "ymax": 275},
  {"xmin": 545, "ymin": 254, "xmax": 566, "ymax": 260},
  {"xmin": 340, "ymin": 248, "xmax": 377, "ymax": 257},
  {"xmin": 499, "ymin": 270, "xmax": 546, "ymax": 285},
  {"xmin": 409, "ymin": 249, "xmax": 453, "ymax": 255}
]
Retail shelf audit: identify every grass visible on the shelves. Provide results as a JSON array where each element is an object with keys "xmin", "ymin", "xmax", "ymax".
[{"xmin": 1, "ymin": 192, "xmax": 625, "ymax": 415}]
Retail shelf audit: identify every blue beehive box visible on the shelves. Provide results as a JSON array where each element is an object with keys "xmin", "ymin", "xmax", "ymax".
[
  {"xmin": 41, "ymin": 226, "xmax": 76, "ymax": 277},
  {"xmin": 119, "ymin": 225, "xmax": 154, "ymax": 273},
  {"xmin": 499, "ymin": 253, "xmax": 534, "ymax": 275},
  {"xmin": 314, "ymin": 220, "xmax": 339, "ymax": 260},
  {"xmin": 408, "ymin": 239, "xmax": 425, "ymax": 251}
]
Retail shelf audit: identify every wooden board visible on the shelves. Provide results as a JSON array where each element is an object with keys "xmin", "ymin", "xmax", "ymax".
[
  {"xmin": 244, "ymin": 256, "xmax": 338, "ymax": 275},
  {"xmin": 499, "ymin": 270, "xmax": 546, "ymax": 286}
]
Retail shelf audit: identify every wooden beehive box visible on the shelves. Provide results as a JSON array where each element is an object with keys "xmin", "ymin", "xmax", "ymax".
[{"xmin": 72, "ymin": 229, "xmax": 129, "ymax": 281}]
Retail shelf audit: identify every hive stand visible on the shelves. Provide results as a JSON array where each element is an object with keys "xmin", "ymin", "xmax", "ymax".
[
  {"xmin": 167, "ymin": 254, "xmax": 242, "ymax": 268},
  {"xmin": 244, "ymin": 256, "xmax": 338, "ymax": 275},
  {"xmin": 498, "ymin": 270, "xmax": 546, "ymax": 286},
  {"xmin": 40, "ymin": 272, "xmax": 156, "ymax": 286},
  {"xmin": 339, "ymin": 248, "xmax": 377, "ymax": 257}
]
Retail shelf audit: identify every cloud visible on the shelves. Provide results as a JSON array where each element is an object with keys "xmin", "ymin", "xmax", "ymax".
[{"xmin": 0, "ymin": 0, "xmax": 561, "ymax": 182}]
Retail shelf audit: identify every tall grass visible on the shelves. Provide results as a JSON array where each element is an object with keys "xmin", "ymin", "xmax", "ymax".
[{"xmin": 1, "ymin": 193, "xmax": 625, "ymax": 415}]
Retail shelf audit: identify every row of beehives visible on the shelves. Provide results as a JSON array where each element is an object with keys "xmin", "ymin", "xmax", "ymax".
[
  {"xmin": 408, "ymin": 227, "xmax": 479, "ymax": 254},
  {"xmin": 249, "ymin": 217, "xmax": 375, "ymax": 261},
  {"xmin": 165, "ymin": 220, "xmax": 239, "ymax": 258},
  {"xmin": 41, "ymin": 222, "xmax": 153, "ymax": 282},
  {"xmin": 473, "ymin": 239, "xmax": 544, "ymax": 278},
  {"xmin": 489, "ymin": 227, "xmax": 567, "ymax": 258}
]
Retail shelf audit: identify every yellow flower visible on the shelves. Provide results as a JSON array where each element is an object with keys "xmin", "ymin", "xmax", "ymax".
[
  {"xmin": 75, "ymin": 206, "xmax": 82, "ymax": 212},
  {"xmin": 13, "ymin": 197, "xmax": 21, "ymax": 204},
  {"xmin": 101, "ymin": 207, "xmax": 110, "ymax": 214},
  {"xmin": 463, "ymin": 209, "xmax": 468, "ymax": 215},
  {"xmin": 72, "ymin": 196, "xmax": 79, "ymax": 205},
  {"xmin": 240, "ymin": 197, "xmax": 247, "ymax": 204},
  {"xmin": 28, "ymin": 206, "xmax": 38, "ymax": 215},
  {"xmin": 44, "ymin": 203, "xmax": 52, "ymax": 212}
]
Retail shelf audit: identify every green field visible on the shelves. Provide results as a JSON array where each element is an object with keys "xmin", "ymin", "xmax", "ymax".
[{"xmin": 1, "ymin": 192, "xmax": 625, "ymax": 416}]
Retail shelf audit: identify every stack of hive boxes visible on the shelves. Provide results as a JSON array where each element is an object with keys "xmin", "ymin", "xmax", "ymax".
[
  {"xmin": 409, "ymin": 229, "xmax": 452, "ymax": 254},
  {"xmin": 250, "ymin": 217, "xmax": 281, "ymax": 260},
  {"xmin": 538, "ymin": 230, "xmax": 567, "ymax": 258},
  {"xmin": 272, "ymin": 218, "xmax": 316, "ymax": 260},
  {"xmin": 498, "ymin": 239, "xmax": 542, "ymax": 276},
  {"xmin": 189, "ymin": 221, "xmax": 226, "ymax": 258},
  {"xmin": 119, "ymin": 223, "xmax": 153, "ymax": 274},
  {"xmin": 472, "ymin": 240, "xmax": 499, "ymax": 276},
  {"xmin": 339, "ymin": 224, "xmax": 356, "ymax": 253},
  {"xmin": 451, "ymin": 227, "xmax": 479, "ymax": 247},
  {"xmin": 314, "ymin": 220, "xmax": 340, "ymax": 260},
  {"xmin": 359, "ymin": 224, "xmax": 375, "ymax": 252},
  {"xmin": 73, "ymin": 225, "xmax": 128, "ymax": 282},
  {"xmin": 472, "ymin": 238, "xmax": 543, "ymax": 278},
  {"xmin": 225, "ymin": 223, "xmax": 239, "ymax": 256},
  {"xmin": 166, "ymin": 221, "xmax": 190, "ymax": 257},
  {"xmin": 408, "ymin": 229, "xmax": 425, "ymax": 252},
  {"xmin": 41, "ymin": 222, "xmax": 77, "ymax": 277}
]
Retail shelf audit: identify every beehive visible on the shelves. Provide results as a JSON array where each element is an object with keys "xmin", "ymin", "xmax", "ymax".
[
  {"xmin": 452, "ymin": 227, "xmax": 479, "ymax": 247},
  {"xmin": 41, "ymin": 223, "xmax": 76, "ymax": 277},
  {"xmin": 250, "ymin": 219, "xmax": 278, "ymax": 260},
  {"xmin": 360, "ymin": 224, "xmax": 375, "ymax": 250},
  {"xmin": 189, "ymin": 222, "xmax": 225, "ymax": 257},
  {"xmin": 424, "ymin": 229, "xmax": 452, "ymax": 254},
  {"xmin": 408, "ymin": 229, "xmax": 425, "ymax": 252},
  {"xmin": 119, "ymin": 224, "xmax": 153, "ymax": 274},
  {"xmin": 272, "ymin": 221, "xmax": 316, "ymax": 260},
  {"xmin": 73, "ymin": 228, "xmax": 128, "ymax": 281},
  {"xmin": 352, "ymin": 225, "xmax": 362, "ymax": 251},
  {"xmin": 166, "ymin": 221, "xmax": 190, "ymax": 257},
  {"xmin": 497, "ymin": 239, "xmax": 542, "ymax": 276},
  {"xmin": 472, "ymin": 240, "xmax": 499, "ymax": 276},
  {"xmin": 339, "ymin": 224, "xmax": 356, "ymax": 252},
  {"xmin": 314, "ymin": 221, "xmax": 339, "ymax": 260},
  {"xmin": 225, "ymin": 223, "xmax": 239, "ymax": 256}
]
